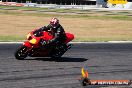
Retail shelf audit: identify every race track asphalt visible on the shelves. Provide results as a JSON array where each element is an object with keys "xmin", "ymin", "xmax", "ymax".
[{"xmin": 0, "ymin": 43, "xmax": 132, "ymax": 88}]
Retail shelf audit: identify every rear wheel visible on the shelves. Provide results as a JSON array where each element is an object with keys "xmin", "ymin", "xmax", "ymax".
[
  {"xmin": 51, "ymin": 52, "xmax": 62, "ymax": 60},
  {"xmin": 14, "ymin": 45, "xmax": 28, "ymax": 60},
  {"xmin": 51, "ymin": 44, "xmax": 71, "ymax": 60}
]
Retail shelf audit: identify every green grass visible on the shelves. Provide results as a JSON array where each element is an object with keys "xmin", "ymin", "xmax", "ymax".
[
  {"xmin": 0, "ymin": 6, "xmax": 132, "ymax": 42},
  {"xmin": 74, "ymin": 37, "xmax": 132, "ymax": 42},
  {"xmin": 0, "ymin": 36, "xmax": 25, "ymax": 42},
  {"xmin": 0, "ymin": 9, "xmax": 132, "ymax": 21},
  {"xmin": 1, "ymin": 36, "xmax": 132, "ymax": 42},
  {"xmin": 0, "ymin": 6, "xmax": 132, "ymax": 20}
]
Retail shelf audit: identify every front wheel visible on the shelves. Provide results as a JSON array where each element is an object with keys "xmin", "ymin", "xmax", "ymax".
[{"xmin": 14, "ymin": 45, "xmax": 28, "ymax": 60}]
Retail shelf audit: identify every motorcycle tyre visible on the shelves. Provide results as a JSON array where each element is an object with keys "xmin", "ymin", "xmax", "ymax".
[
  {"xmin": 51, "ymin": 52, "xmax": 62, "ymax": 60},
  {"xmin": 51, "ymin": 44, "xmax": 72, "ymax": 60},
  {"xmin": 15, "ymin": 45, "xmax": 28, "ymax": 60}
]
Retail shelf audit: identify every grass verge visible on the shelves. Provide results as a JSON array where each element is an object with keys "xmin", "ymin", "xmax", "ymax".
[{"xmin": 0, "ymin": 6, "xmax": 132, "ymax": 42}]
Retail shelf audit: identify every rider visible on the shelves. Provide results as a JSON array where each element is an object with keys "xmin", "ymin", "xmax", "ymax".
[{"xmin": 37, "ymin": 18, "xmax": 67, "ymax": 47}]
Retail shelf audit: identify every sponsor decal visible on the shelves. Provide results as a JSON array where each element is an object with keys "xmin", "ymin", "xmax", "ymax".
[
  {"xmin": 108, "ymin": 0, "xmax": 127, "ymax": 4},
  {"xmin": 79, "ymin": 67, "xmax": 132, "ymax": 86}
]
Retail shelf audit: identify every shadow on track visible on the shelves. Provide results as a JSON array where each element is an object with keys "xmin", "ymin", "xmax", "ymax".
[{"xmin": 23, "ymin": 57, "xmax": 88, "ymax": 62}]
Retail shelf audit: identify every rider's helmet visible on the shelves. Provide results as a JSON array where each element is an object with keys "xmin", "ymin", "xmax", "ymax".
[{"xmin": 49, "ymin": 18, "xmax": 59, "ymax": 29}]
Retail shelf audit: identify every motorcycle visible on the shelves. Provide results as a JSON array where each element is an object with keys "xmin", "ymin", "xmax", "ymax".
[{"xmin": 14, "ymin": 29, "xmax": 74, "ymax": 60}]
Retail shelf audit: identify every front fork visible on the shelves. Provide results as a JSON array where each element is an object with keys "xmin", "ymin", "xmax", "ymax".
[{"xmin": 23, "ymin": 41, "xmax": 36, "ymax": 56}]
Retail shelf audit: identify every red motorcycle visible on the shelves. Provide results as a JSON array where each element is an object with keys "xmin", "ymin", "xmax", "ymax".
[{"xmin": 15, "ymin": 29, "xmax": 74, "ymax": 60}]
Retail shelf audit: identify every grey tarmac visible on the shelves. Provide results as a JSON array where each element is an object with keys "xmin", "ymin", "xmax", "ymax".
[{"xmin": 0, "ymin": 43, "xmax": 132, "ymax": 88}]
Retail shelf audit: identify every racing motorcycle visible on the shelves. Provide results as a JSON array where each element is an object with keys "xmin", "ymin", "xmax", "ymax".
[{"xmin": 14, "ymin": 29, "xmax": 74, "ymax": 60}]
